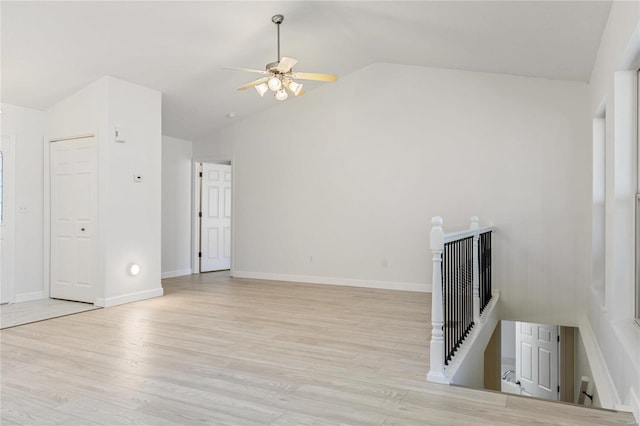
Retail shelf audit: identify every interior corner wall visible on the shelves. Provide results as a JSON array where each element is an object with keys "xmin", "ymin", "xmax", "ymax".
[
  {"xmin": 103, "ymin": 77, "xmax": 162, "ymax": 304},
  {"xmin": 586, "ymin": 1, "xmax": 640, "ymax": 418},
  {"xmin": 1, "ymin": 103, "xmax": 46, "ymax": 301},
  {"xmin": 46, "ymin": 76, "xmax": 163, "ymax": 307},
  {"xmin": 161, "ymin": 135, "xmax": 193, "ymax": 278},
  {"xmin": 194, "ymin": 62, "xmax": 591, "ymax": 323}
]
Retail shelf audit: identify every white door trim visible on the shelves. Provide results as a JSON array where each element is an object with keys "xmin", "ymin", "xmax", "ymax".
[
  {"xmin": 1, "ymin": 134, "xmax": 16, "ymax": 303},
  {"xmin": 191, "ymin": 157, "xmax": 235, "ymax": 276},
  {"xmin": 191, "ymin": 161, "xmax": 201, "ymax": 274}
]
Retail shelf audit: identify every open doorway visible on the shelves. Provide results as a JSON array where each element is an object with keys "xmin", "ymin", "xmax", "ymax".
[
  {"xmin": 193, "ymin": 161, "xmax": 232, "ymax": 273},
  {"xmin": 484, "ymin": 321, "xmax": 601, "ymax": 407},
  {"xmin": 496, "ymin": 321, "xmax": 587, "ymax": 404}
]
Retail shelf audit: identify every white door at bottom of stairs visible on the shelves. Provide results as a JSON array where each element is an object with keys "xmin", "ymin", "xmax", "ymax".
[
  {"xmin": 200, "ymin": 163, "xmax": 231, "ymax": 272},
  {"xmin": 50, "ymin": 137, "xmax": 97, "ymax": 303},
  {"xmin": 515, "ymin": 321, "xmax": 559, "ymax": 400}
]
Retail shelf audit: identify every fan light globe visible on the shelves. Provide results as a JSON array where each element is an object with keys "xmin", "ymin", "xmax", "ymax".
[
  {"xmin": 255, "ymin": 83, "xmax": 269, "ymax": 96},
  {"xmin": 275, "ymin": 89, "xmax": 288, "ymax": 101},
  {"xmin": 268, "ymin": 77, "xmax": 282, "ymax": 91},
  {"xmin": 288, "ymin": 80, "xmax": 303, "ymax": 96}
]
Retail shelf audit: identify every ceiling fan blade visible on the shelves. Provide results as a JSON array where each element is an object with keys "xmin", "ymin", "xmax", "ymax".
[
  {"xmin": 237, "ymin": 77, "xmax": 269, "ymax": 91},
  {"xmin": 224, "ymin": 67, "xmax": 269, "ymax": 74},
  {"xmin": 276, "ymin": 57, "xmax": 298, "ymax": 73},
  {"xmin": 291, "ymin": 72, "xmax": 338, "ymax": 82}
]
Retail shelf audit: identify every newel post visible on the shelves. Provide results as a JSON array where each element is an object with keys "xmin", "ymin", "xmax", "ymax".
[
  {"xmin": 470, "ymin": 216, "xmax": 481, "ymax": 323},
  {"xmin": 427, "ymin": 216, "xmax": 447, "ymax": 383}
]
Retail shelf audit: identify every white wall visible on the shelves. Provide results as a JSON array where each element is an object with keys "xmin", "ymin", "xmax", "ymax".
[
  {"xmin": 47, "ymin": 76, "xmax": 163, "ymax": 307},
  {"xmin": 161, "ymin": 135, "xmax": 193, "ymax": 278},
  {"xmin": 194, "ymin": 63, "xmax": 590, "ymax": 323},
  {"xmin": 0, "ymin": 103, "xmax": 46, "ymax": 301},
  {"xmin": 586, "ymin": 1, "xmax": 640, "ymax": 418},
  {"xmin": 103, "ymin": 77, "xmax": 163, "ymax": 304},
  {"xmin": 501, "ymin": 320, "xmax": 515, "ymax": 371},
  {"xmin": 448, "ymin": 299, "xmax": 500, "ymax": 388}
]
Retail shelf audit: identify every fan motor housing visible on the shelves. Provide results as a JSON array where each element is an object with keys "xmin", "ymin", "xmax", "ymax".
[{"xmin": 266, "ymin": 61, "xmax": 282, "ymax": 72}]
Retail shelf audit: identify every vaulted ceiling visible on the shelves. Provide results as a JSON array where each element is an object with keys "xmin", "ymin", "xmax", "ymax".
[{"xmin": 1, "ymin": 1, "xmax": 611, "ymax": 141}]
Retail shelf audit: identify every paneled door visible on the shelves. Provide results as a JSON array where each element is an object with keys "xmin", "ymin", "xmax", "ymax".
[
  {"xmin": 0, "ymin": 135, "xmax": 15, "ymax": 304},
  {"xmin": 515, "ymin": 322, "xmax": 559, "ymax": 400},
  {"xmin": 50, "ymin": 137, "xmax": 97, "ymax": 303},
  {"xmin": 200, "ymin": 163, "xmax": 231, "ymax": 272}
]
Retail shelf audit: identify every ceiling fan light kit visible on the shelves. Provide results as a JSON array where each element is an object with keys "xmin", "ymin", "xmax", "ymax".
[{"xmin": 225, "ymin": 14, "xmax": 337, "ymax": 101}]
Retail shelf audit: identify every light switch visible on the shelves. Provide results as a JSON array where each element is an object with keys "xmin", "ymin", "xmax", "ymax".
[{"xmin": 115, "ymin": 127, "xmax": 126, "ymax": 143}]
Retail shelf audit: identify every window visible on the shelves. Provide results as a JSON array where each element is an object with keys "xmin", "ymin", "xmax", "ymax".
[{"xmin": 0, "ymin": 150, "xmax": 3, "ymax": 224}]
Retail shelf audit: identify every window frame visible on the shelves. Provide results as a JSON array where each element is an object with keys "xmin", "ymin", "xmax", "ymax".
[{"xmin": 636, "ymin": 69, "xmax": 640, "ymax": 325}]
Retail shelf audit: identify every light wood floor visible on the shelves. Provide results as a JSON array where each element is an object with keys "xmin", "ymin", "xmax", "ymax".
[
  {"xmin": 1, "ymin": 274, "xmax": 635, "ymax": 425},
  {"xmin": 0, "ymin": 298, "xmax": 100, "ymax": 330}
]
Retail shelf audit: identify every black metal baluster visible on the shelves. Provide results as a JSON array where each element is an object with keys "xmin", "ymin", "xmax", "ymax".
[
  {"xmin": 456, "ymin": 240, "xmax": 460, "ymax": 351},
  {"xmin": 444, "ymin": 243, "xmax": 450, "ymax": 364},
  {"xmin": 441, "ymin": 233, "xmax": 490, "ymax": 365},
  {"xmin": 445, "ymin": 243, "xmax": 450, "ymax": 363}
]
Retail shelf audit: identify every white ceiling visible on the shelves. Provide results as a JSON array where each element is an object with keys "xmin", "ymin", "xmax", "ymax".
[{"xmin": 1, "ymin": 1, "xmax": 611, "ymax": 141}]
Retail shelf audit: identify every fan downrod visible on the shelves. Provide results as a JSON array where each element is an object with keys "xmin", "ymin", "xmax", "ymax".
[{"xmin": 271, "ymin": 14, "xmax": 285, "ymax": 65}]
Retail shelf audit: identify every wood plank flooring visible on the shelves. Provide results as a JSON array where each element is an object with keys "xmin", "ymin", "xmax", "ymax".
[
  {"xmin": 1, "ymin": 298, "xmax": 100, "ymax": 329},
  {"xmin": 1, "ymin": 274, "xmax": 636, "ymax": 425}
]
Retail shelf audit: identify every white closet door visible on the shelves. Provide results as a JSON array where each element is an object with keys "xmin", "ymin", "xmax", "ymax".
[
  {"xmin": 50, "ymin": 137, "xmax": 97, "ymax": 303},
  {"xmin": 200, "ymin": 163, "xmax": 231, "ymax": 272}
]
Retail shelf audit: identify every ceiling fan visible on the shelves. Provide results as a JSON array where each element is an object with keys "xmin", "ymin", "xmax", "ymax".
[{"xmin": 225, "ymin": 14, "xmax": 338, "ymax": 101}]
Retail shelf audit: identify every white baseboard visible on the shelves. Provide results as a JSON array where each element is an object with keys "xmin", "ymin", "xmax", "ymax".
[
  {"xmin": 95, "ymin": 287, "xmax": 164, "ymax": 308},
  {"xmin": 161, "ymin": 269, "xmax": 192, "ymax": 279},
  {"xmin": 232, "ymin": 271, "xmax": 430, "ymax": 293},
  {"xmin": 15, "ymin": 291, "xmax": 45, "ymax": 303},
  {"xmin": 626, "ymin": 387, "xmax": 639, "ymax": 423}
]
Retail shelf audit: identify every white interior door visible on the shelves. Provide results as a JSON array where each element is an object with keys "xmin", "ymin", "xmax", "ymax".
[
  {"xmin": 50, "ymin": 137, "xmax": 97, "ymax": 303},
  {"xmin": 200, "ymin": 163, "xmax": 231, "ymax": 272},
  {"xmin": 515, "ymin": 322, "xmax": 559, "ymax": 400},
  {"xmin": 0, "ymin": 135, "xmax": 15, "ymax": 304}
]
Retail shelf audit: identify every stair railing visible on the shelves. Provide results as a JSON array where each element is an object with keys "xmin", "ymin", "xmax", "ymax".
[{"xmin": 427, "ymin": 216, "xmax": 493, "ymax": 383}]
